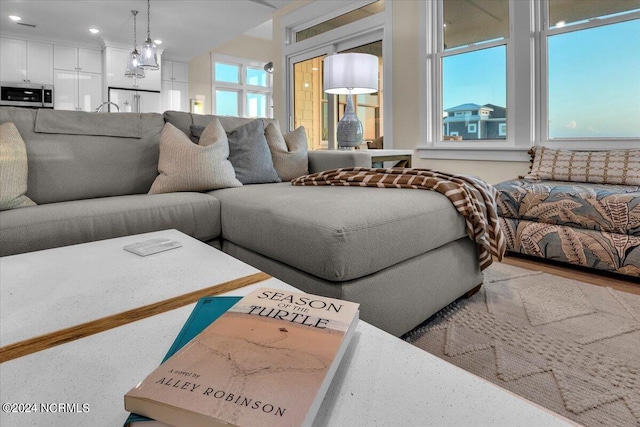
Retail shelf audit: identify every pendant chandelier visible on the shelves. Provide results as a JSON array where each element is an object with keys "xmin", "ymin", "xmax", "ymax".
[
  {"xmin": 139, "ymin": 0, "xmax": 159, "ymax": 70},
  {"xmin": 125, "ymin": 10, "xmax": 145, "ymax": 78}
]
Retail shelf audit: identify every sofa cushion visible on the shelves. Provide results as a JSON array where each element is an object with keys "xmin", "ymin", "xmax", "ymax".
[
  {"xmin": 500, "ymin": 217, "xmax": 640, "ymax": 277},
  {"xmin": 0, "ymin": 107, "xmax": 164, "ymax": 204},
  {"xmin": 0, "ymin": 193, "xmax": 221, "ymax": 256},
  {"xmin": 149, "ymin": 121, "xmax": 242, "ymax": 194},
  {"xmin": 495, "ymin": 179, "xmax": 640, "ymax": 236},
  {"xmin": 525, "ymin": 146, "xmax": 640, "ymax": 185},
  {"xmin": 211, "ymin": 183, "xmax": 467, "ymax": 281},
  {"xmin": 0, "ymin": 122, "xmax": 36, "ymax": 210},
  {"xmin": 264, "ymin": 123, "xmax": 309, "ymax": 181}
]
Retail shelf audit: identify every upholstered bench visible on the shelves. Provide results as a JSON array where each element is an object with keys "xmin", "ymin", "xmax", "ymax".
[{"xmin": 495, "ymin": 146, "xmax": 640, "ymax": 277}]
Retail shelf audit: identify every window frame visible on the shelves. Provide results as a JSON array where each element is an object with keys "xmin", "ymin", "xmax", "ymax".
[
  {"xmin": 538, "ymin": 3, "xmax": 640, "ymax": 149},
  {"xmin": 418, "ymin": 0, "xmax": 640, "ymax": 162},
  {"xmin": 281, "ymin": 0, "xmax": 392, "ymax": 148},
  {"xmin": 211, "ymin": 54, "xmax": 272, "ymax": 118}
]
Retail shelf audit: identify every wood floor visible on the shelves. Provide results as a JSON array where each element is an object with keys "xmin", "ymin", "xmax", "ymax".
[{"xmin": 499, "ymin": 254, "xmax": 640, "ymax": 295}]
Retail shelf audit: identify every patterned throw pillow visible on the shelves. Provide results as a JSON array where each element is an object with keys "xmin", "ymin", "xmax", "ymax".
[
  {"xmin": 149, "ymin": 120, "xmax": 242, "ymax": 194},
  {"xmin": 264, "ymin": 123, "xmax": 309, "ymax": 181},
  {"xmin": 524, "ymin": 146, "xmax": 640, "ymax": 185},
  {"xmin": 0, "ymin": 122, "xmax": 36, "ymax": 210}
]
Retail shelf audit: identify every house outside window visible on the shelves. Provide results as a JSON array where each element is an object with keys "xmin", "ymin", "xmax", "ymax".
[
  {"xmin": 444, "ymin": 104, "xmax": 505, "ymax": 140},
  {"xmin": 212, "ymin": 54, "xmax": 272, "ymax": 118}
]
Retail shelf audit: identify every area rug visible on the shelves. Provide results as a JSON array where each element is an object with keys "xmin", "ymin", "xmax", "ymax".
[{"xmin": 404, "ymin": 263, "xmax": 640, "ymax": 427}]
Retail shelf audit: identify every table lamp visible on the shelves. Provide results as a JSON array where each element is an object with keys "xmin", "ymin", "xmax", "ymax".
[{"xmin": 323, "ymin": 53, "xmax": 379, "ymax": 149}]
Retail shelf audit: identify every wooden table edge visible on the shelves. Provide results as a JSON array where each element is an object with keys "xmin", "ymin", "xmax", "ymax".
[{"xmin": 0, "ymin": 271, "xmax": 271, "ymax": 363}]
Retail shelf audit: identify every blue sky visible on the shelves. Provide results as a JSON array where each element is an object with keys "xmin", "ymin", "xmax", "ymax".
[{"xmin": 443, "ymin": 18, "xmax": 640, "ymax": 138}]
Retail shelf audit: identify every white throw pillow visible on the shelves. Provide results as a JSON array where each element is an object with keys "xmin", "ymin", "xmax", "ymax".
[
  {"xmin": 0, "ymin": 122, "xmax": 36, "ymax": 210},
  {"xmin": 264, "ymin": 123, "xmax": 309, "ymax": 181},
  {"xmin": 149, "ymin": 119, "xmax": 242, "ymax": 194}
]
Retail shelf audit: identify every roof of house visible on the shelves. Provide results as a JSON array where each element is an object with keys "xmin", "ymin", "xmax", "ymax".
[{"xmin": 445, "ymin": 103, "xmax": 495, "ymax": 113}]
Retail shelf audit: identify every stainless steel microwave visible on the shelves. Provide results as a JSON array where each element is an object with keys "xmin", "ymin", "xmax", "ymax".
[{"xmin": 0, "ymin": 82, "xmax": 53, "ymax": 108}]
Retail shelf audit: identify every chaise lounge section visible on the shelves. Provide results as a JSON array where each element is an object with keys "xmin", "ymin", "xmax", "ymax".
[{"xmin": 0, "ymin": 107, "xmax": 484, "ymax": 336}]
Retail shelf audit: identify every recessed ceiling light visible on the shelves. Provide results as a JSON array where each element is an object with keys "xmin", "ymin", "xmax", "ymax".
[
  {"xmin": 89, "ymin": 28, "xmax": 99, "ymax": 34},
  {"xmin": 555, "ymin": 20, "xmax": 566, "ymax": 28},
  {"xmin": 153, "ymin": 39, "xmax": 162, "ymax": 45},
  {"xmin": 9, "ymin": 15, "xmax": 22, "ymax": 21}
]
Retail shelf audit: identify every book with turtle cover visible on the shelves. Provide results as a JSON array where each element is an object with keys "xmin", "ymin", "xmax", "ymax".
[
  {"xmin": 124, "ymin": 296, "xmax": 242, "ymax": 426},
  {"xmin": 125, "ymin": 287, "xmax": 359, "ymax": 427}
]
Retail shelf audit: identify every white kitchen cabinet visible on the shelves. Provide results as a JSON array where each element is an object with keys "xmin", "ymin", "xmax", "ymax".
[
  {"xmin": 105, "ymin": 46, "xmax": 161, "ymax": 91},
  {"xmin": 54, "ymin": 70, "xmax": 102, "ymax": 111},
  {"xmin": 54, "ymin": 45, "xmax": 102, "ymax": 74},
  {"xmin": 53, "ymin": 44, "xmax": 102, "ymax": 111},
  {"xmin": 77, "ymin": 72, "xmax": 102, "ymax": 111},
  {"xmin": 78, "ymin": 49, "xmax": 102, "ymax": 74},
  {"xmin": 161, "ymin": 59, "xmax": 188, "ymax": 112},
  {"xmin": 53, "ymin": 70, "xmax": 77, "ymax": 110},
  {"xmin": 161, "ymin": 80, "xmax": 188, "ymax": 112},
  {"xmin": 161, "ymin": 59, "xmax": 188, "ymax": 82},
  {"xmin": 0, "ymin": 38, "xmax": 53, "ymax": 84}
]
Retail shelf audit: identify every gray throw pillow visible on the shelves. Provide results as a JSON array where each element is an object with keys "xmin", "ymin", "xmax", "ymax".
[{"xmin": 192, "ymin": 120, "xmax": 281, "ymax": 185}]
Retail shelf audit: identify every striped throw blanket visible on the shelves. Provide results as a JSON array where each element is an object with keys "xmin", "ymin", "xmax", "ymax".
[{"xmin": 291, "ymin": 167, "xmax": 505, "ymax": 271}]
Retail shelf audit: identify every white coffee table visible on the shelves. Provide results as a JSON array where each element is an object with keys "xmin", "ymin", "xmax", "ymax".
[{"xmin": 0, "ymin": 230, "xmax": 575, "ymax": 426}]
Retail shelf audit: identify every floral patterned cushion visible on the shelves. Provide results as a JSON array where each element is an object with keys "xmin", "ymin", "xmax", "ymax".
[
  {"xmin": 524, "ymin": 146, "xmax": 640, "ymax": 185},
  {"xmin": 495, "ymin": 179, "xmax": 640, "ymax": 237},
  {"xmin": 500, "ymin": 217, "xmax": 640, "ymax": 277}
]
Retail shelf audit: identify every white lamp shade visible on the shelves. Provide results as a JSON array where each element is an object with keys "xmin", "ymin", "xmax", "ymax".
[{"xmin": 323, "ymin": 53, "xmax": 379, "ymax": 95}]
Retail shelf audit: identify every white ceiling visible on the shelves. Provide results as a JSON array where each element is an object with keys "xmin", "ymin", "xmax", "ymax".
[{"xmin": 0, "ymin": 0, "xmax": 292, "ymax": 61}]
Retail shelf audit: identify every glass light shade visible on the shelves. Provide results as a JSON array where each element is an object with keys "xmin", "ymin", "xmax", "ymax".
[
  {"xmin": 323, "ymin": 53, "xmax": 379, "ymax": 95},
  {"xmin": 139, "ymin": 39, "xmax": 159, "ymax": 70},
  {"xmin": 125, "ymin": 50, "xmax": 145, "ymax": 78}
]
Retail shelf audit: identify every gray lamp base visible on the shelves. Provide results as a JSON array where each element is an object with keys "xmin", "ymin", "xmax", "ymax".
[{"xmin": 336, "ymin": 93, "xmax": 363, "ymax": 150}]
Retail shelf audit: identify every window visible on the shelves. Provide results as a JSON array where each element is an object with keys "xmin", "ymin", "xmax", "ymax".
[
  {"xmin": 439, "ymin": 0, "xmax": 509, "ymax": 142},
  {"xmin": 246, "ymin": 67, "xmax": 268, "ymax": 87},
  {"xmin": 212, "ymin": 55, "xmax": 272, "ymax": 118},
  {"xmin": 284, "ymin": 1, "xmax": 389, "ymax": 149},
  {"xmin": 295, "ymin": 0, "xmax": 385, "ymax": 42},
  {"xmin": 215, "ymin": 90, "xmax": 239, "ymax": 116},
  {"xmin": 543, "ymin": 3, "xmax": 640, "ymax": 140},
  {"xmin": 214, "ymin": 63, "xmax": 239, "ymax": 84},
  {"xmin": 246, "ymin": 92, "xmax": 267, "ymax": 118},
  {"xmin": 420, "ymin": 0, "xmax": 640, "ymax": 161}
]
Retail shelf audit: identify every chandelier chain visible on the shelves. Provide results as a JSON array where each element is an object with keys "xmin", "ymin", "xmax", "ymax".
[
  {"xmin": 132, "ymin": 10, "xmax": 138, "ymax": 49},
  {"xmin": 147, "ymin": 0, "xmax": 151, "ymax": 39}
]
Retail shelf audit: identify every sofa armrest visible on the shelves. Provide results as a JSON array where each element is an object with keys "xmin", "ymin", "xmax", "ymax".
[{"xmin": 308, "ymin": 150, "xmax": 372, "ymax": 173}]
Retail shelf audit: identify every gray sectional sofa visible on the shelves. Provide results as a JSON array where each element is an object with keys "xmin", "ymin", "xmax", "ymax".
[{"xmin": 0, "ymin": 107, "xmax": 483, "ymax": 336}]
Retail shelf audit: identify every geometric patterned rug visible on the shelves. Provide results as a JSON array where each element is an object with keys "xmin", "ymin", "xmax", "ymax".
[{"xmin": 404, "ymin": 263, "xmax": 640, "ymax": 427}]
